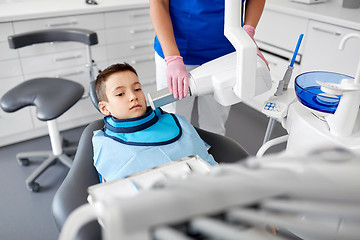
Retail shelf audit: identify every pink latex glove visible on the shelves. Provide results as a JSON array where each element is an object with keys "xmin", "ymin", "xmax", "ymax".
[
  {"xmin": 165, "ymin": 55, "xmax": 189, "ymax": 100},
  {"xmin": 243, "ymin": 24, "xmax": 270, "ymax": 70}
]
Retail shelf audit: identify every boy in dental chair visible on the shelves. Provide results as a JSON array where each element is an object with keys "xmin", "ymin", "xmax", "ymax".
[{"xmin": 92, "ymin": 63, "xmax": 217, "ymax": 183}]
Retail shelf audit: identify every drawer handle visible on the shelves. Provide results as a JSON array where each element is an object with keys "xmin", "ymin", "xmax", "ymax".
[
  {"xmin": 312, "ymin": 26, "xmax": 341, "ymax": 36},
  {"xmin": 53, "ymin": 54, "xmax": 82, "ymax": 62},
  {"xmin": 54, "ymin": 70, "xmax": 84, "ymax": 78},
  {"xmin": 130, "ymin": 13, "xmax": 150, "ymax": 18},
  {"xmin": 129, "ymin": 27, "xmax": 154, "ymax": 34},
  {"xmin": 46, "ymin": 21, "xmax": 78, "ymax": 27},
  {"xmin": 130, "ymin": 42, "xmax": 153, "ymax": 49},
  {"xmin": 131, "ymin": 56, "xmax": 155, "ymax": 65}
]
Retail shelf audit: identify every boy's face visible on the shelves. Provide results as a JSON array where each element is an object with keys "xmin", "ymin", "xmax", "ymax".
[{"xmin": 98, "ymin": 70, "xmax": 147, "ymax": 119}]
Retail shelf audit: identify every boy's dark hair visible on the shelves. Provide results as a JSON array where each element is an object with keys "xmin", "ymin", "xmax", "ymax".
[{"xmin": 95, "ymin": 62, "xmax": 138, "ymax": 102}]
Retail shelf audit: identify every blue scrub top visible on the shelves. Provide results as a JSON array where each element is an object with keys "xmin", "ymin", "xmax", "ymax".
[{"xmin": 154, "ymin": 0, "xmax": 245, "ymax": 65}]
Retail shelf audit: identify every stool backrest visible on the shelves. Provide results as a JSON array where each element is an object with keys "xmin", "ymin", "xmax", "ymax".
[
  {"xmin": 8, "ymin": 28, "xmax": 100, "ymax": 112},
  {"xmin": 8, "ymin": 28, "xmax": 98, "ymax": 49}
]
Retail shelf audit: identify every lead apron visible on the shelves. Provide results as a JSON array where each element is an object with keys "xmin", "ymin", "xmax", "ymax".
[{"xmin": 93, "ymin": 108, "xmax": 217, "ymax": 182}]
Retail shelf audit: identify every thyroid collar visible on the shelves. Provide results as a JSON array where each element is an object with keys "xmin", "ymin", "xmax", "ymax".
[{"xmin": 103, "ymin": 108, "xmax": 182, "ymax": 146}]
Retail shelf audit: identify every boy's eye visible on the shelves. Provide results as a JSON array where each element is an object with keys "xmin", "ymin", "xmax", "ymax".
[
  {"xmin": 135, "ymin": 88, "xmax": 142, "ymax": 91},
  {"xmin": 116, "ymin": 93, "xmax": 123, "ymax": 96}
]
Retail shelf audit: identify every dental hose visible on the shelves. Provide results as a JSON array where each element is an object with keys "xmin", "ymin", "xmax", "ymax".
[{"xmin": 262, "ymin": 34, "xmax": 304, "ymax": 145}]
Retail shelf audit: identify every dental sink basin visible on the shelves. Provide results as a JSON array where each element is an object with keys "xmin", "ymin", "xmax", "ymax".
[{"xmin": 295, "ymin": 71, "xmax": 354, "ymax": 114}]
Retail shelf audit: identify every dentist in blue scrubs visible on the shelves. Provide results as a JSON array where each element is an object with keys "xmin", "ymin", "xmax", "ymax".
[{"xmin": 150, "ymin": 0, "xmax": 268, "ymax": 135}]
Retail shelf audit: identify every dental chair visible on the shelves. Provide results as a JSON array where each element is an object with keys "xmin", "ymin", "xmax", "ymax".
[
  {"xmin": 52, "ymin": 106, "xmax": 249, "ymax": 240},
  {"xmin": 0, "ymin": 29, "xmax": 98, "ymax": 192}
]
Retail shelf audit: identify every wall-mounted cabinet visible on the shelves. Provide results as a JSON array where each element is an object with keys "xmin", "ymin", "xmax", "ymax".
[
  {"xmin": 0, "ymin": 7, "xmax": 156, "ymax": 146},
  {"xmin": 256, "ymin": 10, "xmax": 308, "ymax": 55},
  {"xmin": 104, "ymin": 8, "xmax": 156, "ymax": 89},
  {"xmin": 0, "ymin": 23, "xmax": 34, "ymax": 142},
  {"xmin": 301, "ymin": 20, "xmax": 360, "ymax": 77}
]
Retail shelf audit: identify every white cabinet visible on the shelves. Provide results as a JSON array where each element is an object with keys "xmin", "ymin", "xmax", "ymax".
[
  {"xmin": 0, "ymin": 22, "xmax": 34, "ymax": 139},
  {"xmin": 12, "ymin": 13, "xmax": 105, "ymax": 33},
  {"xmin": 0, "ymin": 77, "xmax": 35, "ymax": 137},
  {"xmin": 0, "ymin": 7, "xmax": 156, "ymax": 146},
  {"xmin": 0, "ymin": 22, "xmax": 22, "ymax": 78},
  {"xmin": 301, "ymin": 20, "xmax": 360, "ymax": 77},
  {"xmin": 256, "ymin": 9, "xmax": 360, "ymax": 82},
  {"xmin": 256, "ymin": 10, "xmax": 308, "ymax": 55},
  {"xmin": 256, "ymin": 9, "xmax": 306, "ymax": 82},
  {"xmin": 4, "ymin": 14, "xmax": 106, "ymax": 138},
  {"xmin": 104, "ymin": 8, "xmax": 156, "ymax": 87}
]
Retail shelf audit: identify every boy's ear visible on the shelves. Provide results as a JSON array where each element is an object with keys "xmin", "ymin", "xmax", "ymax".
[{"xmin": 98, "ymin": 101, "xmax": 110, "ymax": 116}]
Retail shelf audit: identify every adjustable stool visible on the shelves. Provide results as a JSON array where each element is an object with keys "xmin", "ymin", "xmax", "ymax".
[
  {"xmin": 0, "ymin": 28, "xmax": 98, "ymax": 192},
  {"xmin": 1, "ymin": 78, "xmax": 84, "ymax": 192}
]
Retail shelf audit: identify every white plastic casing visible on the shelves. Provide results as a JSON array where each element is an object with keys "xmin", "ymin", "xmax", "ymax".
[{"xmin": 188, "ymin": 52, "xmax": 272, "ymax": 106}]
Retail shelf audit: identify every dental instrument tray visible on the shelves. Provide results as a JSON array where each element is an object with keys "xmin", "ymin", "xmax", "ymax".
[
  {"xmin": 87, "ymin": 155, "xmax": 212, "ymax": 202},
  {"xmin": 295, "ymin": 71, "xmax": 354, "ymax": 114}
]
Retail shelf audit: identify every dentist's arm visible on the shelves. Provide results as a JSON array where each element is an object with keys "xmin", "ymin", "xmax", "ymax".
[
  {"xmin": 149, "ymin": 0, "xmax": 189, "ymax": 100},
  {"xmin": 244, "ymin": 0, "xmax": 266, "ymax": 28},
  {"xmin": 243, "ymin": 0, "xmax": 269, "ymax": 69}
]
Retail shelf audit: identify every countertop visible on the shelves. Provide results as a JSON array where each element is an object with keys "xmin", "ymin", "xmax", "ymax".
[
  {"xmin": 0, "ymin": 0, "xmax": 149, "ymax": 22},
  {"xmin": 265, "ymin": 0, "xmax": 360, "ymax": 30}
]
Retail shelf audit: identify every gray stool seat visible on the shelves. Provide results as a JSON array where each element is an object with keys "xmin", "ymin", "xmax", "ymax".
[
  {"xmin": 1, "ymin": 78, "xmax": 84, "ymax": 121},
  {"xmin": 0, "ymin": 78, "xmax": 84, "ymax": 192}
]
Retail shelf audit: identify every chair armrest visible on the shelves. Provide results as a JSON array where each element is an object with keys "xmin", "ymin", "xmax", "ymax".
[{"xmin": 195, "ymin": 127, "xmax": 249, "ymax": 163}]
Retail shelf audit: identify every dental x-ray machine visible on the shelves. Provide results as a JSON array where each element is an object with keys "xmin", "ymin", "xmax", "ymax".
[
  {"xmin": 58, "ymin": 0, "xmax": 360, "ymax": 239},
  {"xmin": 147, "ymin": 0, "xmax": 272, "ymax": 109}
]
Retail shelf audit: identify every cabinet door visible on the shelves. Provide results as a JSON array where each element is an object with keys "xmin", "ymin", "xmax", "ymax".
[
  {"xmin": 0, "ymin": 22, "xmax": 18, "ymax": 61},
  {"xmin": 256, "ymin": 9, "xmax": 308, "ymax": 54},
  {"xmin": 12, "ymin": 13, "xmax": 105, "ymax": 33},
  {"xmin": 106, "ymin": 24, "xmax": 154, "ymax": 45},
  {"xmin": 0, "ymin": 42, "xmax": 18, "ymax": 61},
  {"xmin": 105, "ymin": 8, "xmax": 151, "ymax": 28},
  {"xmin": 0, "ymin": 22, "xmax": 21, "ymax": 73},
  {"xmin": 105, "ymin": 8, "xmax": 156, "ymax": 91},
  {"xmin": 0, "ymin": 59, "xmax": 22, "ymax": 79},
  {"xmin": 108, "ymin": 53, "xmax": 156, "ymax": 86},
  {"xmin": 20, "ymin": 45, "xmax": 107, "ymax": 75},
  {"xmin": 107, "ymin": 39, "xmax": 154, "ymax": 60},
  {"xmin": 0, "ymin": 22, "xmax": 13, "ymax": 42},
  {"xmin": 301, "ymin": 20, "xmax": 360, "ymax": 77},
  {"xmin": 0, "ymin": 76, "xmax": 34, "ymax": 139}
]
